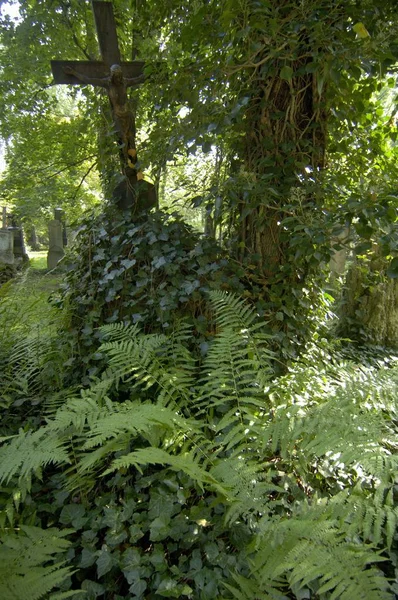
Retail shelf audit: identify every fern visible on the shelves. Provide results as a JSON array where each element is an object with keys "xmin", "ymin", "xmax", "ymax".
[
  {"xmin": 0, "ymin": 292, "xmax": 397, "ymax": 599},
  {"xmin": 244, "ymin": 505, "xmax": 391, "ymax": 600},
  {"xmin": 99, "ymin": 324, "xmax": 195, "ymax": 408},
  {"xmin": 0, "ymin": 525, "xmax": 79, "ymax": 600}
]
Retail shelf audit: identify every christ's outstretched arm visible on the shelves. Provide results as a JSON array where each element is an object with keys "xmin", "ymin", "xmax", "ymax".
[{"xmin": 63, "ymin": 66, "xmax": 109, "ymax": 88}]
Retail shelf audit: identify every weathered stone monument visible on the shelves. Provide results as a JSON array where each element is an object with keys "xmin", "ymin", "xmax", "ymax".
[
  {"xmin": 0, "ymin": 209, "xmax": 28, "ymax": 266},
  {"xmin": 51, "ymin": 1, "xmax": 156, "ymax": 215},
  {"xmin": 47, "ymin": 208, "xmax": 65, "ymax": 269},
  {"xmin": 0, "ymin": 207, "xmax": 15, "ymax": 284},
  {"xmin": 8, "ymin": 215, "xmax": 29, "ymax": 264},
  {"xmin": 0, "ymin": 229, "xmax": 14, "ymax": 265}
]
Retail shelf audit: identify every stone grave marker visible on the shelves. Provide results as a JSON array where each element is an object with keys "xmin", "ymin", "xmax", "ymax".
[
  {"xmin": 0, "ymin": 229, "xmax": 14, "ymax": 265},
  {"xmin": 8, "ymin": 215, "xmax": 29, "ymax": 263},
  {"xmin": 0, "ymin": 207, "xmax": 14, "ymax": 269},
  {"xmin": 47, "ymin": 208, "xmax": 65, "ymax": 269}
]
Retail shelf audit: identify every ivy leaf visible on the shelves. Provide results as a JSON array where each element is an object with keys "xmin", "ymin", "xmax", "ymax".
[
  {"xmin": 156, "ymin": 578, "xmax": 192, "ymax": 598},
  {"xmin": 152, "ymin": 256, "xmax": 167, "ymax": 269},
  {"xmin": 129, "ymin": 579, "xmax": 147, "ymax": 597},
  {"xmin": 280, "ymin": 65, "xmax": 293, "ymax": 81},
  {"xmin": 150, "ymin": 515, "xmax": 171, "ymax": 541},
  {"xmin": 59, "ymin": 504, "xmax": 86, "ymax": 529},
  {"xmin": 81, "ymin": 580, "xmax": 105, "ymax": 597},
  {"xmin": 120, "ymin": 258, "xmax": 136, "ymax": 269},
  {"xmin": 386, "ymin": 257, "xmax": 398, "ymax": 278},
  {"xmin": 96, "ymin": 548, "xmax": 114, "ymax": 578},
  {"xmin": 80, "ymin": 547, "xmax": 98, "ymax": 568}
]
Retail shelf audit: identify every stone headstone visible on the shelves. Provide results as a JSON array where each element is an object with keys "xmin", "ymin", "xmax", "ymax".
[
  {"xmin": 10, "ymin": 227, "xmax": 29, "ymax": 263},
  {"xmin": 62, "ymin": 223, "xmax": 68, "ymax": 247},
  {"xmin": 0, "ymin": 230, "xmax": 14, "ymax": 265},
  {"xmin": 47, "ymin": 220, "xmax": 65, "ymax": 269}
]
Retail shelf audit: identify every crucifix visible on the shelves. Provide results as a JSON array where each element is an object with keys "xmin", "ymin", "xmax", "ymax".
[{"xmin": 51, "ymin": 1, "xmax": 156, "ymax": 213}]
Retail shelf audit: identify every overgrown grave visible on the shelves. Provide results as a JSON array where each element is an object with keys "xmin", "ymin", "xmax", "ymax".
[{"xmin": 50, "ymin": 1, "xmax": 245, "ymax": 380}]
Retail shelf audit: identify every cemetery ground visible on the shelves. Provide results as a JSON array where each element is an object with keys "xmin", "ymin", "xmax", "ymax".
[{"xmin": 0, "ymin": 244, "xmax": 398, "ymax": 599}]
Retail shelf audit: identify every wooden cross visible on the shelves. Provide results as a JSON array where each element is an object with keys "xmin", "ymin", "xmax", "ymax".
[{"xmin": 51, "ymin": 1, "xmax": 156, "ymax": 214}]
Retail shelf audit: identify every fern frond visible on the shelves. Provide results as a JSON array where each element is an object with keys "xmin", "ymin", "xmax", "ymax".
[
  {"xmin": 100, "ymin": 329, "xmax": 195, "ymax": 407},
  {"xmin": 104, "ymin": 446, "xmax": 223, "ymax": 491},
  {"xmin": 0, "ymin": 429, "xmax": 70, "ymax": 485},
  {"xmin": 209, "ymin": 290, "xmax": 259, "ymax": 330},
  {"xmin": 0, "ymin": 526, "xmax": 79, "ymax": 600},
  {"xmin": 249, "ymin": 506, "xmax": 391, "ymax": 600}
]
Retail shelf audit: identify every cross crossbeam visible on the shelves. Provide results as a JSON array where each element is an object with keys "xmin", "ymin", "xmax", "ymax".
[{"xmin": 51, "ymin": 60, "xmax": 145, "ymax": 86}]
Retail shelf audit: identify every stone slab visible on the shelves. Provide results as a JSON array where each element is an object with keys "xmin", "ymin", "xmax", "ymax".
[
  {"xmin": 0, "ymin": 230, "xmax": 14, "ymax": 265},
  {"xmin": 47, "ymin": 220, "xmax": 65, "ymax": 269}
]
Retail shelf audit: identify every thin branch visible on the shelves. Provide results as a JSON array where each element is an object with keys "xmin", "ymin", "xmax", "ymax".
[
  {"xmin": 59, "ymin": 1, "xmax": 93, "ymax": 60},
  {"xmin": 37, "ymin": 154, "xmax": 98, "ymax": 184},
  {"xmin": 70, "ymin": 161, "xmax": 97, "ymax": 202},
  {"xmin": 227, "ymin": 43, "xmax": 288, "ymax": 74}
]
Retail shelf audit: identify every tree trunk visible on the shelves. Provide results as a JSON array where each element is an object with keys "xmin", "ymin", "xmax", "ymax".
[
  {"xmin": 235, "ymin": 25, "xmax": 328, "ymax": 277},
  {"xmin": 339, "ymin": 262, "xmax": 398, "ymax": 347}
]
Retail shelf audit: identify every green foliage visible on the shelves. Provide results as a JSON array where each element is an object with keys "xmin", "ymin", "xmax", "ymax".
[
  {"xmin": 58, "ymin": 209, "xmax": 244, "ymax": 379},
  {"xmin": 0, "ymin": 1, "xmax": 102, "ymax": 228},
  {"xmin": 0, "ymin": 267, "xmax": 70, "ymax": 433},
  {"xmin": 0, "ymin": 292, "xmax": 397, "ymax": 598},
  {"xmin": 0, "ymin": 525, "xmax": 77, "ymax": 600}
]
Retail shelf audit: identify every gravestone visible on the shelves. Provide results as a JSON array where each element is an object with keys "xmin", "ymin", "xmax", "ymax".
[
  {"xmin": 0, "ymin": 207, "xmax": 14, "ymax": 268},
  {"xmin": 0, "ymin": 230, "xmax": 14, "ymax": 265},
  {"xmin": 7, "ymin": 214, "xmax": 29, "ymax": 264},
  {"xmin": 11, "ymin": 227, "xmax": 28, "ymax": 263},
  {"xmin": 47, "ymin": 208, "xmax": 65, "ymax": 269}
]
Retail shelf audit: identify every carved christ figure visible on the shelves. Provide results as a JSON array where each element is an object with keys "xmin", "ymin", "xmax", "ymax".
[{"xmin": 64, "ymin": 64, "xmax": 144, "ymax": 171}]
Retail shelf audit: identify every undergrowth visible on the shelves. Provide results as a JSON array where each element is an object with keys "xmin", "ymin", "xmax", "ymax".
[
  {"xmin": 0, "ymin": 287, "xmax": 397, "ymax": 599},
  {"xmin": 0, "ymin": 267, "xmax": 71, "ymax": 433}
]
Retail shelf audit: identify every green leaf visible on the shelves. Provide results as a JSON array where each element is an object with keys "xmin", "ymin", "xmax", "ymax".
[
  {"xmin": 353, "ymin": 22, "xmax": 370, "ymax": 38},
  {"xmin": 59, "ymin": 504, "xmax": 86, "ymax": 529},
  {"xmin": 96, "ymin": 548, "xmax": 114, "ymax": 578},
  {"xmin": 386, "ymin": 257, "xmax": 398, "ymax": 278},
  {"xmin": 129, "ymin": 579, "xmax": 147, "ymax": 597},
  {"xmin": 156, "ymin": 578, "xmax": 192, "ymax": 598},
  {"xmin": 280, "ymin": 66, "xmax": 293, "ymax": 81}
]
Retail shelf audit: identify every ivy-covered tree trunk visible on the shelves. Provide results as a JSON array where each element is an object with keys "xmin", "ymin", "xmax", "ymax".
[{"xmin": 234, "ymin": 3, "xmax": 328, "ymax": 278}]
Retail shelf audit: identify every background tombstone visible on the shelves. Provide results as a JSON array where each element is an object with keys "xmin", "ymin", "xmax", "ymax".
[
  {"xmin": 47, "ymin": 208, "xmax": 65, "ymax": 269},
  {"xmin": 0, "ymin": 207, "xmax": 15, "ymax": 283},
  {"xmin": 7, "ymin": 214, "xmax": 29, "ymax": 264},
  {"xmin": 0, "ymin": 229, "xmax": 14, "ymax": 265},
  {"xmin": 54, "ymin": 207, "xmax": 68, "ymax": 247}
]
